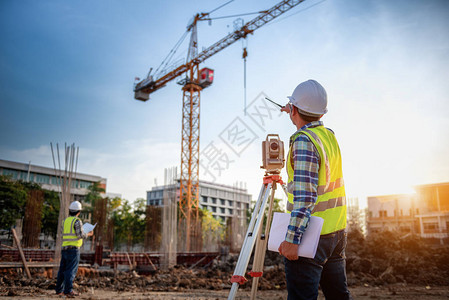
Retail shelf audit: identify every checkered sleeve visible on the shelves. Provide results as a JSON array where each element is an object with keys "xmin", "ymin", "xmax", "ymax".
[
  {"xmin": 74, "ymin": 219, "xmax": 87, "ymax": 239},
  {"xmin": 285, "ymin": 134, "xmax": 320, "ymax": 244}
]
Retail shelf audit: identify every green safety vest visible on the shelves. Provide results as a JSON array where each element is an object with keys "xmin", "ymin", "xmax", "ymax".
[
  {"xmin": 286, "ymin": 125, "xmax": 347, "ymax": 235},
  {"xmin": 62, "ymin": 216, "xmax": 83, "ymax": 248}
]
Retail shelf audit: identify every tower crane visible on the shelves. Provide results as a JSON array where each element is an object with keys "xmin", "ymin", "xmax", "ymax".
[{"xmin": 134, "ymin": 0, "xmax": 306, "ymax": 251}]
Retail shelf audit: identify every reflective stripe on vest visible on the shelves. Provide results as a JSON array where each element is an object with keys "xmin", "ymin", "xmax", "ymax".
[
  {"xmin": 286, "ymin": 125, "xmax": 346, "ymax": 235},
  {"xmin": 62, "ymin": 216, "xmax": 83, "ymax": 247}
]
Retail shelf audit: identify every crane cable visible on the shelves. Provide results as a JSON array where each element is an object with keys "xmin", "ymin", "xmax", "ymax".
[
  {"xmin": 153, "ymin": 30, "xmax": 189, "ymax": 79},
  {"xmin": 205, "ymin": 0, "xmax": 326, "ymax": 23},
  {"xmin": 204, "ymin": 11, "xmax": 267, "ymax": 21},
  {"xmin": 242, "ymin": 40, "xmax": 248, "ymax": 116},
  {"xmin": 238, "ymin": 0, "xmax": 326, "ymax": 115},
  {"xmin": 266, "ymin": 0, "xmax": 327, "ymax": 27},
  {"xmin": 153, "ymin": 0, "xmax": 236, "ymax": 80},
  {"xmin": 207, "ymin": 0, "xmax": 235, "ymax": 15},
  {"xmin": 151, "ymin": 0, "xmax": 326, "ymax": 80}
]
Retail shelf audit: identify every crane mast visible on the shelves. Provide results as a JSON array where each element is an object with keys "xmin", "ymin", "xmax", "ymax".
[
  {"xmin": 134, "ymin": 0, "xmax": 306, "ymax": 252},
  {"xmin": 179, "ymin": 15, "xmax": 202, "ymax": 251}
]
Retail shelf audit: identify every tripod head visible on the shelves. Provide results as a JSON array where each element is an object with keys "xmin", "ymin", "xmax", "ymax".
[
  {"xmin": 261, "ymin": 134, "xmax": 285, "ymax": 175},
  {"xmin": 264, "ymin": 169, "xmax": 281, "ymax": 177}
]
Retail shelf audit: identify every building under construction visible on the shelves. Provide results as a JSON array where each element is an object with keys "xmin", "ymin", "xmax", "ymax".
[
  {"xmin": 145, "ymin": 177, "xmax": 252, "ymax": 256},
  {"xmin": 147, "ymin": 180, "xmax": 251, "ymax": 225},
  {"xmin": 367, "ymin": 182, "xmax": 449, "ymax": 244}
]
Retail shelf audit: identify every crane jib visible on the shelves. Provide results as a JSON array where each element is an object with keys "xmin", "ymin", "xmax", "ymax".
[{"xmin": 134, "ymin": 0, "xmax": 306, "ymax": 98}]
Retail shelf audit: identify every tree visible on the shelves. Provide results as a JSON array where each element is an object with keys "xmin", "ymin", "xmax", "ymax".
[
  {"xmin": 109, "ymin": 196, "xmax": 121, "ymax": 211},
  {"xmin": 110, "ymin": 199, "xmax": 140, "ymax": 250},
  {"xmin": 105, "ymin": 196, "xmax": 121, "ymax": 250},
  {"xmin": 131, "ymin": 198, "xmax": 147, "ymax": 245},
  {"xmin": 200, "ymin": 208, "xmax": 224, "ymax": 248},
  {"xmin": 0, "ymin": 176, "xmax": 28, "ymax": 230},
  {"xmin": 41, "ymin": 190, "xmax": 60, "ymax": 239},
  {"xmin": 85, "ymin": 181, "xmax": 105, "ymax": 204},
  {"xmin": 247, "ymin": 197, "xmax": 285, "ymax": 227},
  {"xmin": 84, "ymin": 181, "xmax": 106, "ymax": 234},
  {"xmin": 0, "ymin": 176, "xmax": 73, "ymax": 243}
]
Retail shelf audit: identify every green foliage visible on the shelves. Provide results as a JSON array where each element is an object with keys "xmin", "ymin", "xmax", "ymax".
[
  {"xmin": 109, "ymin": 196, "xmax": 122, "ymax": 210},
  {"xmin": 132, "ymin": 198, "xmax": 147, "ymax": 244},
  {"xmin": 84, "ymin": 181, "xmax": 105, "ymax": 216},
  {"xmin": 0, "ymin": 176, "xmax": 60, "ymax": 239},
  {"xmin": 0, "ymin": 176, "xmax": 28, "ymax": 229},
  {"xmin": 41, "ymin": 190, "xmax": 60, "ymax": 239},
  {"xmin": 247, "ymin": 197, "xmax": 285, "ymax": 227},
  {"xmin": 200, "ymin": 208, "xmax": 224, "ymax": 242},
  {"xmin": 133, "ymin": 198, "xmax": 147, "ymax": 218},
  {"xmin": 85, "ymin": 181, "xmax": 105, "ymax": 204},
  {"xmin": 110, "ymin": 198, "xmax": 146, "ymax": 250},
  {"xmin": 271, "ymin": 197, "xmax": 285, "ymax": 213}
]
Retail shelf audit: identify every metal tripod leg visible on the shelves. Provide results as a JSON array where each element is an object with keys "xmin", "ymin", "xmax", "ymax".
[
  {"xmin": 249, "ymin": 182, "xmax": 277, "ymax": 299},
  {"xmin": 281, "ymin": 183, "xmax": 289, "ymax": 197},
  {"xmin": 227, "ymin": 180, "xmax": 273, "ymax": 300}
]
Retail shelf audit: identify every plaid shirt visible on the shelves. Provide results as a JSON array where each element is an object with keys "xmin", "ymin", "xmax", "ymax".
[
  {"xmin": 62, "ymin": 217, "xmax": 87, "ymax": 249},
  {"xmin": 286, "ymin": 121, "xmax": 322, "ymax": 244}
]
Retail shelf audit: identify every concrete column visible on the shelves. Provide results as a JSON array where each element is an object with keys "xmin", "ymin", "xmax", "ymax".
[
  {"xmin": 436, "ymin": 187, "xmax": 444, "ymax": 245},
  {"xmin": 419, "ymin": 216, "xmax": 424, "ymax": 238}
]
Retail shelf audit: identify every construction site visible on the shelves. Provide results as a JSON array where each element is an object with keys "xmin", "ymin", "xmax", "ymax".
[{"xmin": 1, "ymin": 0, "xmax": 449, "ymax": 299}]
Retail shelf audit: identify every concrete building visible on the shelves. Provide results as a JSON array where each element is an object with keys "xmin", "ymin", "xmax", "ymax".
[
  {"xmin": 0, "ymin": 159, "xmax": 107, "ymax": 203},
  {"xmin": 367, "ymin": 182, "xmax": 449, "ymax": 244},
  {"xmin": 414, "ymin": 182, "xmax": 449, "ymax": 242},
  {"xmin": 367, "ymin": 193, "xmax": 417, "ymax": 234},
  {"xmin": 147, "ymin": 180, "xmax": 252, "ymax": 224}
]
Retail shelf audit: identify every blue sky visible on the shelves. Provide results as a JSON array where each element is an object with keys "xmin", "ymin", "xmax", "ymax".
[{"xmin": 1, "ymin": 0, "xmax": 448, "ymax": 205}]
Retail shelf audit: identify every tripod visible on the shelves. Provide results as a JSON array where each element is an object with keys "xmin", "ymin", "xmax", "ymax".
[{"xmin": 228, "ymin": 171, "xmax": 289, "ymax": 300}]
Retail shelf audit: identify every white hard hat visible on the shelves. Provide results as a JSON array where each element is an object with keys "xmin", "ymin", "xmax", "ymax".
[
  {"xmin": 69, "ymin": 201, "xmax": 82, "ymax": 211},
  {"xmin": 287, "ymin": 80, "xmax": 328, "ymax": 116}
]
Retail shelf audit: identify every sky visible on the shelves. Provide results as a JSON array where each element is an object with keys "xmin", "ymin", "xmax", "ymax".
[{"xmin": 1, "ymin": 0, "xmax": 448, "ymax": 206}]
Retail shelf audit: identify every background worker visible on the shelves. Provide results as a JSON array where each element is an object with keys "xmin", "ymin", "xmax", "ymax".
[
  {"xmin": 55, "ymin": 201, "xmax": 93, "ymax": 298},
  {"xmin": 279, "ymin": 80, "xmax": 352, "ymax": 300}
]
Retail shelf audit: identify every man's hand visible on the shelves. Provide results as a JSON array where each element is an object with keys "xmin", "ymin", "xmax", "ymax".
[
  {"xmin": 281, "ymin": 103, "xmax": 291, "ymax": 114},
  {"xmin": 278, "ymin": 241, "xmax": 299, "ymax": 261}
]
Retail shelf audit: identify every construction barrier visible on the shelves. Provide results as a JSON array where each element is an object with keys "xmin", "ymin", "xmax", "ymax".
[{"xmin": 1, "ymin": 249, "xmax": 219, "ymax": 269}]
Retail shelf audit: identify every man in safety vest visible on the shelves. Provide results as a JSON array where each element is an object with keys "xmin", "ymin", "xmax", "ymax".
[
  {"xmin": 279, "ymin": 80, "xmax": 352, "ymax": 300},
  {"xmin": 55, "ymin": 201, "xmax": 93, "ymax": 297}
]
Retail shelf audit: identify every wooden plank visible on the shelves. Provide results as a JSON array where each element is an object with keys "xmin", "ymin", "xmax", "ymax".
[
  {"xmin": 11, "ymin": 229, "xmax": 31, "ymax": 279},
  {"xmin": 188, "ymin": 255, "xmax": 207, "ymax": 270},
  {"xmin": 0, "ymin": 262, "xmax": 57, "ymax": 268},
  {"xmin": 143, "ymin": 253, "xmax": 157, "ymax": 271},
  {"xmin": 0, "ymin": 243, "xmax": 16, "ymax": 249},
  {"xmin": 125, "ymin": 252, "xmax": 133, "ymax": 271},
  {"xmin": 0, "ymin": 262, "xmax": 89, "ymax": 268}
]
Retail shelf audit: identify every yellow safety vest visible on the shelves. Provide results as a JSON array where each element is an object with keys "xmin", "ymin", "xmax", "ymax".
[
  {"xmin": 286, "ymin": 125, "xmax": 346, "ymax": 235},
  {"xmin": 62, "ymin": 216, "xmax": 83, "ymax": 248}
]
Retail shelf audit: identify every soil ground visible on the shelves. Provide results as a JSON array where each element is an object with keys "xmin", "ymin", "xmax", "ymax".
[
  {"xmin": 1, "ymin": 231, "xmax": 448, "ymax": 299},
  {"xmin": 0, "ymin": 285, "xmax": 449, "ymax": 299}
]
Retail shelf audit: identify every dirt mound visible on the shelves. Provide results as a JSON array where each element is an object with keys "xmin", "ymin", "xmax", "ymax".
[{"xmin": 346, "ymin": 230, "xmax": 449, "ymax": 286}]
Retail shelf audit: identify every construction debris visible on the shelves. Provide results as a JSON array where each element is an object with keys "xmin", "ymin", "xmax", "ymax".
[
  {"xmin": 345, "ymin": 230, "xmax": 449, "ymax": 286},
  {"xmin": 1, "ymin": 230, "xmax": 448, "ymax": 298}
]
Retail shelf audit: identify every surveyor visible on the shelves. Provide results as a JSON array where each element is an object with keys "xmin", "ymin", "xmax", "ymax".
[
  {"xmin": 55, "ymin": 201, "xmax": 93, "ymax": 297},
  {"xmin": 279, "ymin": 80, "xmax": 352, "ymax": 300}
]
